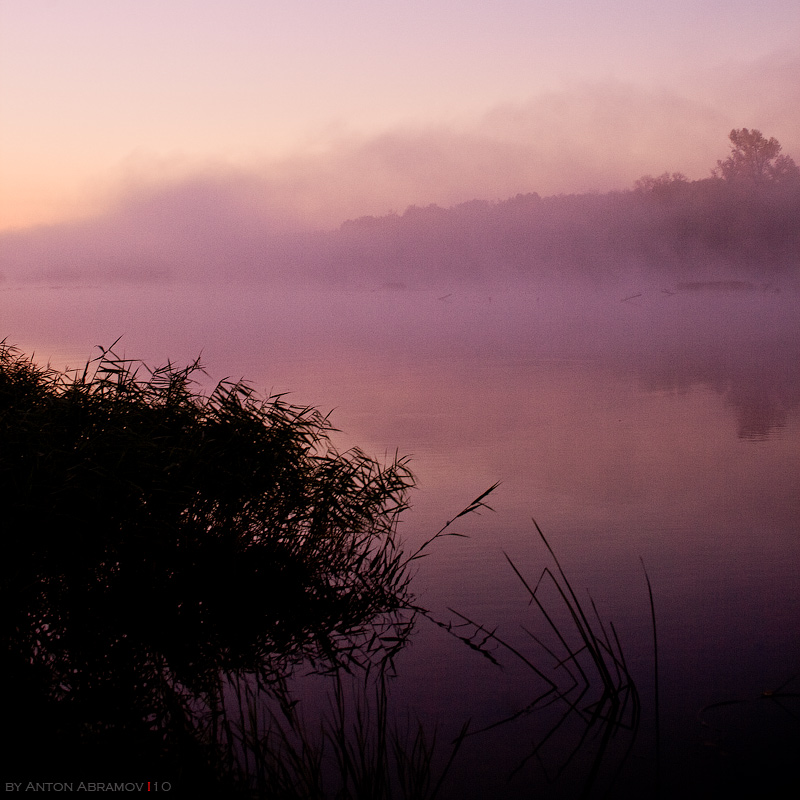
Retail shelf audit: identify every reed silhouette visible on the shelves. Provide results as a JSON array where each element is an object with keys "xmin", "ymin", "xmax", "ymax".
[{"xmin": 0, "ymin": 341, "xmax": 415, "ymax": 787}]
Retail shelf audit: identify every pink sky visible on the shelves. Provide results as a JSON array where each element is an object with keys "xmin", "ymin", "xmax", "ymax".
[{"xmin": 2, "ymin": 0, "xmax": 799, "ymax": 232}]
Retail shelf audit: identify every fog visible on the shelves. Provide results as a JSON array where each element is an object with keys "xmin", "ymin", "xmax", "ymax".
[
  {"xmin": 2, "ymin": 116, "xmax": 798, "ymax": 445},
  {"xmin": 3, "ymin": 168, "xmax": 798, "ymax": 292}
]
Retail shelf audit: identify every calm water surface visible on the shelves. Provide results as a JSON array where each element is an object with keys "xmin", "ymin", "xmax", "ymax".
[{"xmin": 3, "ymin": 281, "xmax": 799, "ymax": 797}]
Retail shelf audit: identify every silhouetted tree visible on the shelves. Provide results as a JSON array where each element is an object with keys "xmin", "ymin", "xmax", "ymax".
[{"xmin": 713, "ymin": 128, "xmax": 800, "ymax": 185}]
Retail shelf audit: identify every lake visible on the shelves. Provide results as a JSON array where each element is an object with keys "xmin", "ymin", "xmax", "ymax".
[{"xmin": 3, "ymin": 279, "xmax": 799, "ymax": 797}]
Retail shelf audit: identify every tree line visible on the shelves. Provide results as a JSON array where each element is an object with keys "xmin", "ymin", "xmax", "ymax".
[{"xmin": 323, "ymin": 129, "xmax": 800, "ymax": 285}]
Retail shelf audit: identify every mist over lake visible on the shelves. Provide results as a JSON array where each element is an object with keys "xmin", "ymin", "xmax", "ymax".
[{"xmin": 4, "ymin": 174, "xmax": 799, "ymax": 288}]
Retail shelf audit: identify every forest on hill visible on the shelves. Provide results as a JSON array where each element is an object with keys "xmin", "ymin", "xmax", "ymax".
[
  {"xmin": 323, "ymin": 130, "xmax": 800, "ymax": 287},
  {"xmin": 2, "ymin": 129, "xmax": 798, "ymax": 287}
]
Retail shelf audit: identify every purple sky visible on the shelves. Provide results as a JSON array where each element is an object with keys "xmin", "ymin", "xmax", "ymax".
[{"xmin": 2, "ymin": 0, "xmax": 799, "ymax": 232}]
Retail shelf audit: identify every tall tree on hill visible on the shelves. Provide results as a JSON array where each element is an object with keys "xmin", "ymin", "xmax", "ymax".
[{"xmin": 714, "ymin": 128, "xmax": 800, "ymax": 185}]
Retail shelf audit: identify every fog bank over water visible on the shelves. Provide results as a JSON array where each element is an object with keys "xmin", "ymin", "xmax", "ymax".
[
  {"xmin": 2, "ymin": 175, "xmax": 799, "ymax": 290},
  {"xmin": 3, "ymin": 128, "xmax": 798, "ymax": 478}
]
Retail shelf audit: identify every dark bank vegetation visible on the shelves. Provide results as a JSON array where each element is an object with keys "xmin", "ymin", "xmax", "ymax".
[{"xmin": 0, "ymin": 340, "xmax": 418, "ymax": 787}]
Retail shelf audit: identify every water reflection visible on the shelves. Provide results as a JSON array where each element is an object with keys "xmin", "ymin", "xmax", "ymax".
[{"xmin": 2, "ymin": 283, "xmax": 799, "ymax": 796}]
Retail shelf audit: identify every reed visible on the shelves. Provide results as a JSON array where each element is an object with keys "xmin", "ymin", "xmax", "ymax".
[
  {"xmin": 0, "ymin": 340, "xmax": 417, "ymax": 783},
  {"xmin": 195, "ymin": 658, "xmax": 470, "ymax": 798},
  {"xmin": 432, "ymin": 513, "xmax": 643, "ymax": 796}
]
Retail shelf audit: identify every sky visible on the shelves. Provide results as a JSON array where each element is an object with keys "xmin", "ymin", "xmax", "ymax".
[{"xmin": 2, "ymin": 0, "xmax": 800, "ymax": 232}]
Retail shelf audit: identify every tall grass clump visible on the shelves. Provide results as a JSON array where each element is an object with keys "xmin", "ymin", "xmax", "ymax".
[
  {"xmin": 0, "ymin": 341, "xmax": 416, "ymax": 786},
  {"xmin": 212, "ymin": 668, "xmax": 470, "ymax": 799}
]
